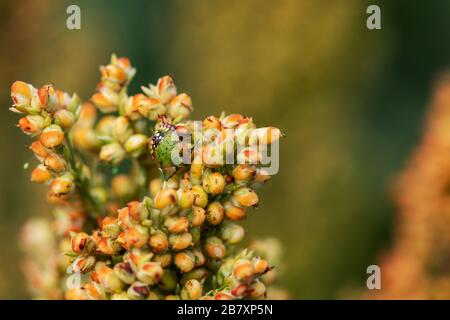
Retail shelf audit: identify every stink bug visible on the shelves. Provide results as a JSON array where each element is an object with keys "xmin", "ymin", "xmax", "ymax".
[{"xmin": 150, "ymin": 117, "xmax": 191, "ymax": 179}]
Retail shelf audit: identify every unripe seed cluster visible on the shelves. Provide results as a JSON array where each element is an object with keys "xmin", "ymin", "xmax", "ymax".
[{"xmin": 12, "ymin": 54, "xmax": 284, "ymax": 300}]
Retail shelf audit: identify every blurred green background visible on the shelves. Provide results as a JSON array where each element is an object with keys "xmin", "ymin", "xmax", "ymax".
[{"xmin": 1, "ymin": 0, "xmax": 450, "ymax": 299}]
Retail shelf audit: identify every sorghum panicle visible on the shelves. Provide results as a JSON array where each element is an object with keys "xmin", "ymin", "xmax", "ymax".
[{"xmin": 12, "ymin": 54, "xmax": 286, "ymax": 300}]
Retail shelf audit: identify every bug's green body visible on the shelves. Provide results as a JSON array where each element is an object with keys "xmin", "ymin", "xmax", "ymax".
[{"xmin": 150, "ymin": 123, "xmax": 184, "ymax": 179}]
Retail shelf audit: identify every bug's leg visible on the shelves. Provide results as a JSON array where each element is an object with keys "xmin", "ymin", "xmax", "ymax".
[{"xmin": 162, "ymin": 166, "xmax": 187, "ymax": 181}]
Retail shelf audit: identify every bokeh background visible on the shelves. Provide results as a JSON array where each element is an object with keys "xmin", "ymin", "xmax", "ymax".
[{"xmin": 1, "ymin": 0, "xmax": 450, "ymax": 299}]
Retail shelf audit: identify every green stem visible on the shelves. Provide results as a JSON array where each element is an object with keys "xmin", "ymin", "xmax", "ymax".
[
  {"xmin": 64, "ymin": 136, "xmax": 101, "ymax": 217},
  {"xmin": 135, "ymin": 157, "xmax": 150, "ymax": 200}
]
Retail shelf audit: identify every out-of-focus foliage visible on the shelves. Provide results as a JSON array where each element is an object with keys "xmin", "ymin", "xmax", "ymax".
[
  {"xmin": 366, "ymin": 76, "xmax": 450, "ymax": 299},
  {"xmin": 2, "ymin": 0, "xmax": 450, "ymax": 298}
]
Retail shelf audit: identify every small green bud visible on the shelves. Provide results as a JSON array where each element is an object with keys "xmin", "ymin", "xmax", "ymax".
[{"xmin": 159, "ymin": 269, "xmax": 178, "ymax": 292}]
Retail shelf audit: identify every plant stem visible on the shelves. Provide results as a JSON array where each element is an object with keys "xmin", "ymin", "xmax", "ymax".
[{"xmin": 64, "ymin": 136, "xmax": 101, "ymax": 217}]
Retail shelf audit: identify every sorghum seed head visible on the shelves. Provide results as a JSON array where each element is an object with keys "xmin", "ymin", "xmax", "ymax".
[
  {"xmin": 177, "ymin": 188, "xmax": 195, "ymax": 209},
  {"xmin": 252, "ymin": 257, "xmax": 270, "ymax": 274},
  {"xmin": 40, "ymin": 125, "xmax": 64, "ymax": 149},
  {"xmin": 46, "ymin": 190, "xmax": 69, "ymax": 205},
  {"xmin": 30, "ymin": 165, "xmax": 52, "ymax": 183},
  {"xmin": 10, "ymin": 81, "xmax": 35, "ymax": 113},
  {"xmin": 233, "ymin": 260, "xmax": 255, "ymax": 282},
  {"xmin": 99, "ymin": 142, "xmax": 125, "ymax": 165},
  {"xmin": 127, "ymin": 201, "xmax": 149, "ymax": 221},
  {"xmin": 72, "ymin": 127, "xmax": 99, "ymax": 151},
  {"xmin": 204, "ymin": 236, "xmax": 226, "ymax": 260},
  {"xmin": 191, "ymin": 185, "xmax": 208, "ymax": 208},
  {"xmin": 220, "ymin": 222, "xmax": 245, "ymax": 244},
  {"xmin": 117, "ymin": 225, "xmax": 149, "ymax": 249},
  {"xmin": 174, "ymin": 250, "xmax": 196, "ymax": 273},
  {"xmin": 152, "ymin": 252, "xmax": 173, "ymax": 268},
  {"xmin": 224, "ymin": 201, "xmax": 247, "ymax": 221},
  {"xmin": 84, "ymin": 282, "xmax": 107, "ymax": 300},
  {"xmin": 112, "ymin": 175, "xmax": 136, "ymax": 202},
  {"xmin": 141, "ymin": 100, "xmax": 166, "ymax": 120},
  {"xmin": 231, "ymin": 283, "xmax": 248, "ymax": 298},
  {"xmin": 254, "ymin": 168, "xmax": 271, "ymax": 183},
  {"xmin": 190, "ymin": 161, "xmax": 204, "ymax": 183},
  {"xmin": 123, "ymin": 249, "xmax": 153, "ymax": 268},
  {"xmin": 149, "ymin": 230, "xmax": 169, "ymax": 253},
  {"xmin": 91, "ymin": 84, "xmax": 120, "ymax": 113},
  {"xmin": 155, "ymin": 75, "xmax": 177, "ymax": 104},
  {"xmin": 72, "ymin": 232, "xmax": 95, "ymax": 254},
  {"xmin": 236, "ymin": 116, "xmax": 256, "ymax": 129},
  {"xmin": 193, "ymin": 249, "xmax": 206, "ymax": 267},
  {"xmin": 203, "ymin": 116, "xmax": 222, "ymax": 130},
  {"xmin": 113, "ymin": 117, "xmax": 133, "ymax": 144},
  {"xmin": 137, "ymin": 262, "xmax": 164, "ymax": 285},
  {"xmin": 29, "ymin": 140, "xmax": 50, "ymax": 159},
  {"xmin": 36, "ymin": 84, "xmax": 56, "ymax": 109},
  {"xmin": 252, "ymin": 127, "xmax": 283, "ymax": 145},
  {"xmin": 124, "ymin": 94, "xmax": 144, "ymax": 120},
  {"xmin": 127, "ymin": 281, "xmax": 150, "ymax": 300},
  {"xmin": 154, "ymin": 188, "xmax": 177, "ymax": 209},
  {"xmin": 101, "ymin": 63, "xmax": 127, "ymax": 87},
  {"xmin": 167, "ymin": 93, "xmax": 193, "ymax": 120},
  {"xmin": 96, "ymin": 236, "xmax": 121, "ymax": 255},
  {"xmin": 149, "ymin": 178, "xmax": 161, "ymax": 197},
  {"xmin": 236, "ymin": 147, "xmax": 261, "ymax": 165},
  {"xmin": 232, "ymin": 187, "xmax": 259, "ymax": 207},
  {"xmin": 201, "ymin": 144, "xmax": 225, "ymax": 168},
  {"xmin": 44, "ymin": 153, "xmax": 66, "ymax": 172},
  {"xmin": 169, "ymin": 232, "xmax": 192, "ymax": 251},
  {"xmin": 72, "ymin": 255, "xmax": 96, "ymax": 273},
  {"xmin": 77, "ymin": 101, "xmax": 97, "ymax": 124},
  {"xmin": 95, "ymin": 115, "xmax": 116, "ymax": 137},
  {"xmin": 93, "ymin": 266, "xmax": 125, "ymax": 293},
  {"xmin": 205, "ymin": 172, "xmax": 225, "ymax": 195},
  {"xmin": 248, "ymin": 281, "xmax": 266, "ymax": 299},
  {"xmin": 54, "ymin": 109, "xmax": 75, "ymax": 129},
  {"xmin": 18, "ymin": 115, "xmax": 45, "ymax": 135},
  {"xmin": 221, "ymin": 114, "xmax": 244, "ymax": 129},
  {"xmin": 113, "ymin": 262, "xmax": 136, "ymax": 284},
  {"xmin": 190, "ymin": 206, "xmax": 206, "ymax": 227},
  {"xmin": 206, "ymin": 201, "xmax": 225, "ymax": 226},
  {"xmin": 124, "ymin": 134, "xmax": 148, "ymax": 157},
  {"xmin": 181, "ymin": 279, "xmax": 203, "ymax": 300},
  {"xmin": 101, "ymin": 216, "xmax": 121, "ymax": 238},
  {"xmin": 165, "ymin": 216, "xmax": 189, "ymax": 234},
  {"xmin": 117, "ymin": 206, "xmax": 136, "ymax": 229},
  {"xmin": 50, "ymin": 173, "xmax": 74, "ymax": 195},
  {"xmin": 232, "ymin": 164, "xmax": 256, "ymax": 181}
]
